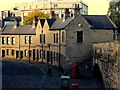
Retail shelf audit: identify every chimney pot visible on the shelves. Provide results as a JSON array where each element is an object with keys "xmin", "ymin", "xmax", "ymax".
[
  {"xmin": 32, "ymin": 16, "xmax": 38, "ymax": 28},
  {"xmin": 2, "ymin": 21, "xmax": 4, "ymax": 28},
  {"xmin": 8, "ymin": 11, "xmax": 10, "ymax": 17},
  {"xmin": 50, "ymin": 11, "xmax": 55, "ymax": 14},
  {"xmin": 14, "ymin": 17, "xmax": 19, "ymax": 28},
  {"xmin": 34, "ymin": 16, "xmax": 37, "ymax": 20},
  {"xmin": 65, "ymin": 8, "xmax": 69, "ymax": 12},
  {"xmin": 10, "ymin": 13, "xmax": 12, "ymax": 17},
  {"xmin": 75, "ymin": 4, "xmax": 77, "ymax": 8},
  {"xmin": 15, "ymin": 17, "xmax": 18, "ymax": 21},
  {"xmin": 50, "ymin": 11, "xmax": 55, "ymax": 19},
  {"xmin": 78, "ymin": 4, "xmax": 79, "ymax": 8}
]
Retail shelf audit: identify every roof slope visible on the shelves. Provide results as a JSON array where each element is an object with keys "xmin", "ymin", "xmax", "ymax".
[
  {"xmin": 3, "ymin": 16, "xmax": 21, "ymax": 21},
  {"xmin": 49, "ymin": 17, "xmax": 73, "ymax": 30},
  {"xmin": 2, "ymin": 25, "xmax": 36, "ymax": 35},
  {"xmin": 82, "ymin": 15, "xmax": 117, "ymax": 29}
]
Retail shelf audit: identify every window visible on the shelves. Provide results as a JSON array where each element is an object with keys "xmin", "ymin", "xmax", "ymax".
[
  {"xmin": 12, "ymin": 50, "xmax": 14, "ymax": 56},
  {"xmin": 53, "ymin": 33, "xmax": 59, "ymax": 43},
  {"xmin": 2, "ymin": 37, "xmax": 5, "ymax": 44},
  {"xmin": 29, "ymin": 36, "xmax": 32, "ymax": 44},
  {"xmin": 12, "ymin": 37, "xmax": 15, "ymax": 45},
  {"xmin": 62, "ymin": 32, "xmax": 65, "ymax": 43},
  {"xmin": 43, "ymin": 50, "xmax": 46, "ymax": 59},
  {"xmin": 29, "ymin": 50, "xmax": 32, "ymax": 57},
  {"xmin": 40, "ymin": 34, "xmax": 42, "ymax": 43},
  {"xmin": 77, "ymin": 31, "xmax": 83, "ymax": 42},
  {"xmin": 54, "ymin": 4, "xmax": 58, "ymax": 8},
  {"xmin": 56, "ymin": 53, "xmax": 59, "ymax": 61},
  {"xmin": 24, "ymin": 50, "xmax": 28, "ymax": 57},
  {"xmin": 53, "ymin": 52, "xmax": 56, "ymax": 61},
  {"xmin": 40, "ymin": 34, "xmax": 45, "ymax": 43},
  {"xmin": 53, "ymin": 33, "xmax": 55, "ymax": 43},
  {"xmin": 6, "ymin": 37, "xmax": 10, "ymax": 45},
  {"xmin": 25, "ymin": 36, "xmax": 28, "ymax": 44},
  {"xmin": 61, "ymin": 14, "xmax": 64, "ymax": 18},
  {"xmin": 43, "ymin": 34, "xmax": 45, "ymax": 43},
  {"xmin": 56, "ymin": 33, "xmax": 58, "ymax": 43},
  {"xmin": 7, "ymin": 49, "xmax": 10, "ymax": 55},
  {"xmin": 40, "ymin": 50, "xmax": 42, "ymax": 58}
]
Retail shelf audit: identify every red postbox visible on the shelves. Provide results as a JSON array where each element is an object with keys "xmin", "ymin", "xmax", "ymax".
[
  {"xmin": 71, "ymin": 66, "xmax": 77, "ymax": 78},
  {"xmin": 72, "ymin": 83, "xmax": 79, "ymax": 90}
]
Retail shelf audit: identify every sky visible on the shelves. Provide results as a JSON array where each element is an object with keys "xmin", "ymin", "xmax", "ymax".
[{"xmin": 0, "ymin": 0, "xmax": 119, "ymax": 15}]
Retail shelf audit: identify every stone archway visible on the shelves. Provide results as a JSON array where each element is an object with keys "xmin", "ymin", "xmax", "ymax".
[{"xmin": 92, "ymin": 63, "xmax": 104, "ymax": 87}]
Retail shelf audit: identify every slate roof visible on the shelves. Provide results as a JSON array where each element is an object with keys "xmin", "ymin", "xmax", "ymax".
[
  {"xmin": 82, "ymin": 15, "xmax": 117, "ymax": 29},
  {"xmin": 3, "ymin": 16, "xmax": 21, "ymax": 21},
  {"xmin": 40, "ymin": 19, "xmax": 45, "ymax": 28},
  {"xmin": 49, "ymin": 17, "xmax": 73, "ymax": 30},
  {"xmin": 2, "ymin": 25, "xmax": 35, "ymax": 35},
  {"xmin": 47, "ymin": 19, "xmax": 56, "ymax": 28}
]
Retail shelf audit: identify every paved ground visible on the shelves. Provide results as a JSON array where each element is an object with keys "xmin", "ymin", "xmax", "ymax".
[{"xmin": 2, "ymin": 58, "xmax": 103, "ymax": 89}]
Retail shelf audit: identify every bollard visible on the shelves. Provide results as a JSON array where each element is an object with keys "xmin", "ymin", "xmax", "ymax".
[
  {"xmin": 71, "ymin": 66, "xmax": 77, "ymax": 78},
  {"xmin": 72, "ymin": 83, "xmax": 79, "ymax": 90}
]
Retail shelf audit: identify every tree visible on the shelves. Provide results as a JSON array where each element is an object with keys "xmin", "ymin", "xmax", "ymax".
[
  {"xmin": 107, "ymin": 2, "xmax": 120, "ymax": 32},
  {"xmin": 23, "ymin": 9, "xmax": 49, "ymax": 25}
]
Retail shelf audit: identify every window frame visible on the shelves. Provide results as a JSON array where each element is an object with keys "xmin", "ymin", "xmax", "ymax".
[
  {"xmin": 2, "ymin": 37, "xmax": 5, "ymax": 44},
  {"xmin": 77, "ymin": 31, "xmax": 83, "ymax": 43},
  {"xmin": 62, "ymin": 31, "xmax": 65, "ymax": 43},
  {"xmin": 6, "ymin": 37, "xmax": 10, "ymax": 45},
  {"xmin": 6, "ymin": 49, "xmax": 10, "ymax": 55},
  {"xmin": 40, "ymin": 34, "xmax": 42, "ymax": 43},
  {"xmin": 12, "ymin": 37, "xmax": 15, "ymax": 45},
  {"xmin": 25, "ymin": 36, "xmax": 28, "ymax": 44},
  {"xmin": 56, "ymin": 33, "xmax": 58, "ymax": 43},
  {"xmin": 12, "ymin": 50, "xmax": 14, "ymax": 56}
]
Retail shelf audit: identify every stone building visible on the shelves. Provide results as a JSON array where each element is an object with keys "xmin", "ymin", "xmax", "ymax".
[
  {"xmin": 1, "ymin": 8, "xmax": 117, "ymax": 70},
  {"xmin": 11, "ymin": 1, "xmax": 88, "ymax": 16},
  {"xmin": 1, "ymin": 1, "xmax": 88, "ymax": 25}
]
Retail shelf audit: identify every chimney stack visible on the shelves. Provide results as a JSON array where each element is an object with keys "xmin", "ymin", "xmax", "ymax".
[
  {"xmin": 14, "ymin": 17, "xmax": 19, "ymax": 28},
  {"xmin": 73, "ymin": 4, "xmax": 81, "ymax": 17},
  {"xmin": 32, "ymin": 16, "xmax": 38, "ymax": 28},
  {"xmin": 8, "ymin": 11, "xmax": 11, "ymax": 17},
  {"xmin": 1, "ymin": 21, "xmax": 4, "ymax": 28},
  {"xmin": 64, "ymin": 8, "xmax": 70, "ymax": 20},
  {"xmin": 50, "ymin": 11, "xmax": 56, "ymax": 19},
  {"xmin": 1, "ymin": 11, "xmax": 4, "ymax": 20}
]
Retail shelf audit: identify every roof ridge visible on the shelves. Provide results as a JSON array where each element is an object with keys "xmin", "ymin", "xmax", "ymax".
[{"xmin": 106, "ymin": 15, "xmax": 117, "ymax": 29}]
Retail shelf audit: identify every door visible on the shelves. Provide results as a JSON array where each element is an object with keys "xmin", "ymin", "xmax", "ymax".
[
  {"xmin": 51, "ymin": 51, "xmax": 53, "ymax": 64},
  {"xmin": 16, "ymin": 51, "xmax": 19, "ymax": 59},
  {"xmin": 47, "ymin": 51, "xmax": 50, "ymax": 63},
  {"xmin": 2, "ymin": 50, "xmax": 5, "ymax": 57},
  {"xmin": 37, "ymin": 49, "xmax": 39, "ymax": 61},
  {"xmin": 20, "ymin": 51, "xmax": 23, "ymax": 59},
  {"xmin": 33, "ymin": 49, "xmax": 35, "ymax": 60}
]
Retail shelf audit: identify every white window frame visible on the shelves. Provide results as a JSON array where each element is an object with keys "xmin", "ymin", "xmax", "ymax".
[{"xmin": 12, "ymin": 37, "xmax": 15, "ymax": 45}]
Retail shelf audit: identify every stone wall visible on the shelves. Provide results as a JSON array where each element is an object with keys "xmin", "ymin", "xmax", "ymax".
[
  {"xmin": 96, "ymin": 58, "xmax": 120, "ymax": 89},
  {"xmin": 93, "ymin": 41, "xmax": 120, "ymax": 89}
]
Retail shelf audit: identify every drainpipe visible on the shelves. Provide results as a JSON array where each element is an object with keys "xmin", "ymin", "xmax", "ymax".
[
  {"xmin": 28, "ymin": 36, "xmax": 30, "ymax": 63},
  {"xmin": 41, "ymin": 30, "xmax": 43, "ymax": 63},
  {"xmin": 59, "ymin": 29, "xmax": 61, "ymax": 68},
  {"xmin": 19, "ymin": 35, "xmax": 20, "ymax": 59}
]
